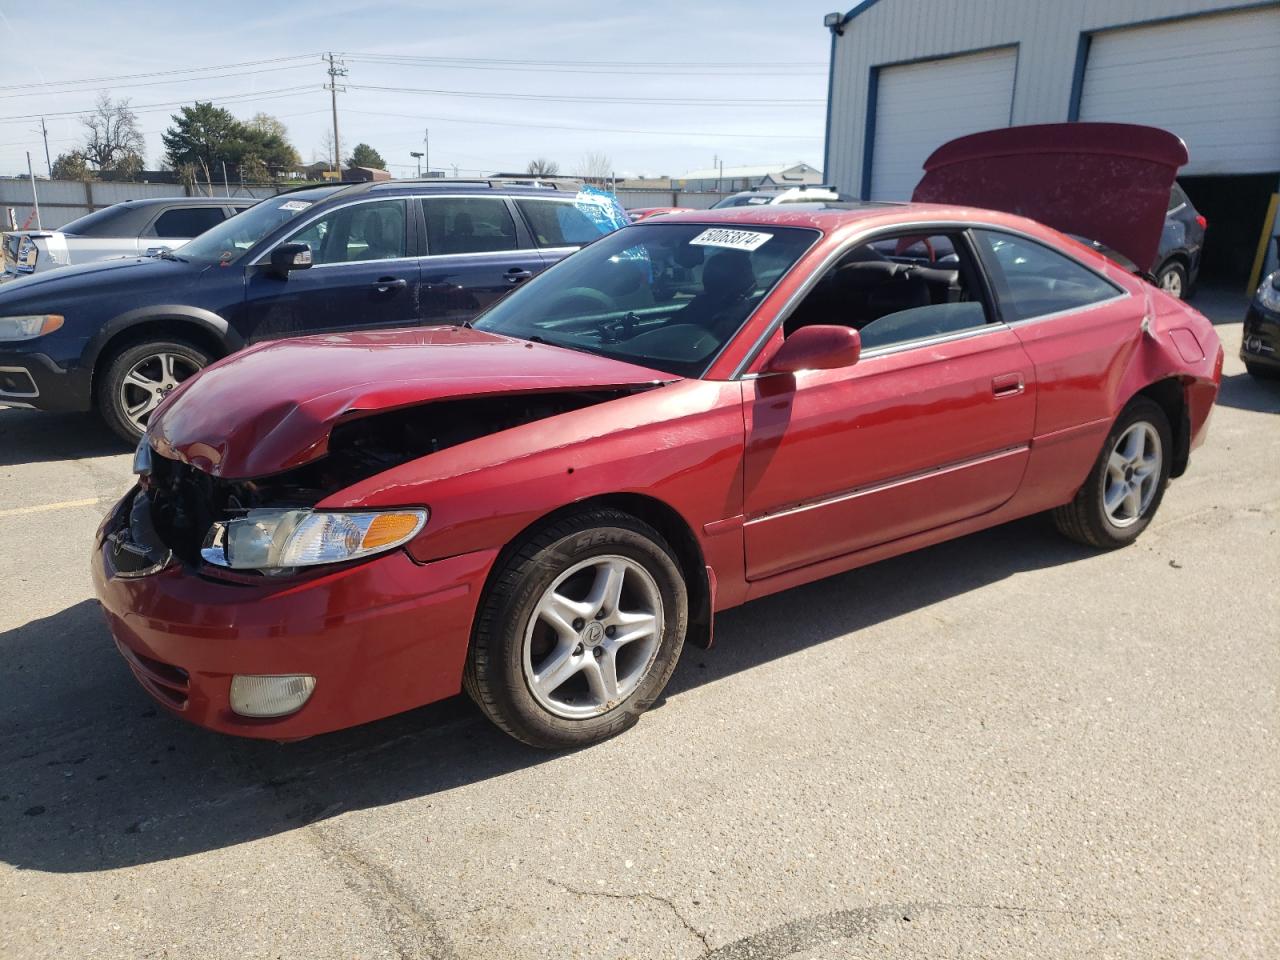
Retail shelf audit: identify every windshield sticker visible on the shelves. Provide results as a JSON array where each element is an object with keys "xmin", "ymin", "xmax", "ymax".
[
  {"xmin": 279, "ymin": 200, "xmax": 312, "ymax": 211},
  {"xmin": 689, "ymin": 228, "xmax": 772, "ymax": 252}
]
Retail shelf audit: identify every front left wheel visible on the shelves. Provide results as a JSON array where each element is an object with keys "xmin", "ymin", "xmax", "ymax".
[
  {"xmin": 97, "ymin": 338, "xmax": 209, "ymax": 444},
  {"xmin": 464, "ymin": 509, "xmax": 688, "ymax": 749}
]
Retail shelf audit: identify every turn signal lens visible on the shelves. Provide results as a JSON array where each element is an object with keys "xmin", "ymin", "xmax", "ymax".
[{"xmin": 361, "ymin": 512, "xmax": 425, "ymax": 549}]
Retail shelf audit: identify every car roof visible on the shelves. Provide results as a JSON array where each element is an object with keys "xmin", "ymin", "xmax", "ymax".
[
  {"xmin": 647, "ymin": 201, "xmax": 1055, "ymax": 237},
  {"xmin": 330, "ymin": 178, "xmax": 585, "ymax": 201}
]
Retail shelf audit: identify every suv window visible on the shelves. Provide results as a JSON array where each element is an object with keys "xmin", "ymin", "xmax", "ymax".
[
  {"xmin": 516, "ymin": 198, "xmax": 614, "ymax": 247},
  {"xmin": 971, "ymin": 229, "xmax": 1121, "ymax": 322},
  {"xmin": 288, "ymin": 200, "xmax": 407, "ymax": 265},
  {"xmin": 422, "ymin": 197, "xmax": 518, "ymax": 255},
  {"xmin": 152, "ymin": 206, "xmax": 226, "ymax": 239},
  {"xmin": 784, "ymin": 231, "xmax": 990, "ymax": 351}
]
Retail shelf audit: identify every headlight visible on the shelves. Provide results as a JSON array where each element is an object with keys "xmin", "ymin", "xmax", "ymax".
[
  {"xmin": 0, "ymin": 315, "xmax": 63, "ymax": 341},
  {"xmin": 16, "ymin": 236, "xmax": 37, "ymax": 272},
  {"xmin": 201, "ymin": 508, "xmax": 427, "ymax": 572},
  {"xmin": 1258, "ymin": 271, "xmax": 1280, "ymax": 313}
]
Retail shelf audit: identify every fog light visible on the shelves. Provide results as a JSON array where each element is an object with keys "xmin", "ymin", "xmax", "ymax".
[{"xmin": 229, "ymin": 674, "xmax": 316, "ymax": 718}]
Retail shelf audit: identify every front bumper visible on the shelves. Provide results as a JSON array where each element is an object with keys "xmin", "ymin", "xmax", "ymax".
[
  {"xmin": 1241, "ymin": 302, "xmax": 1280, "ymax": 371},
  {"xmin": 0, "ymin": 349, "xmax": 92, "ymax": 411},
  {"xmin": 91, "ymin": 489, "xmax": 497, "ymax": 739}
]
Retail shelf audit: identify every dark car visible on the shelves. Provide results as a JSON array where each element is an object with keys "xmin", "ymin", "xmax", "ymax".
[
  {"xmin": 0, "ymin": 180, "xmax": 629, "ymax": 441},
  {"xmin": 1242, "ymin": 254, "xmax": 1280, "ymax": 379},
  {"xmin": 2, "ymin": 197, "xmax": 256, "ymax": 281},
  {"xmin": 1153, "ymin": 182, "xmax": 1207, "ymax": 299}
]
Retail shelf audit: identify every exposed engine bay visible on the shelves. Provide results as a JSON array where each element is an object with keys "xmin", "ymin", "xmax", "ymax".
[{"xmin": 143, "ymin": 389, "xmax": 646, "ymax": 565}]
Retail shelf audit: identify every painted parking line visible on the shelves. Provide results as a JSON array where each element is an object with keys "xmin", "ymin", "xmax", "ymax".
[{"xmin": 0, "ymin": 496, "xmax": 108, "ymax": 519}]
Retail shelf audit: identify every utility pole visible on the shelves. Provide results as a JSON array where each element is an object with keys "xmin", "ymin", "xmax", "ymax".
[
  {"xmin": 26, "ymin": 152, "xmax": 42, "ymax": 230},
  {"xmin": 38, "ymin": 118, "xmax": 51, "ymax": 178},
  {"xmin": 423, "ymin": 128, "xmax": 429, "ymax": 178},
  {"xmin": 324, "ymin": 53, "xmax": 347, "ymax": 174},
  {"xmin": 222, "ymin": 161, "xmax": 231, "ymax": 197}
]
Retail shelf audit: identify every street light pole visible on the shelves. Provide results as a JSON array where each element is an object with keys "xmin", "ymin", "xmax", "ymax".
[{"xmin": 410, "ymin": 151, "xmax": 423, "ymax": 177}]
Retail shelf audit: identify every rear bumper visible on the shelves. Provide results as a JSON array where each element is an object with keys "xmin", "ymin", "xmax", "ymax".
[
  {"xmin": 1241, "ymin": 302, "xmax": 1280, "ymax": 370},
  {"xmin": 91, "ymin": 489, "xmax": 497, "ymax": 739},
  {"xmin": 0, "ymin": 349, "xmax": 92, "ymax": 411}
]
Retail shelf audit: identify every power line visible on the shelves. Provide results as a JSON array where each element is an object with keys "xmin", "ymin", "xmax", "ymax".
[
  {"xmin": 0, "ymin": 62, "xmax": 317, "ymax": 100},
  {"xmin": 0, "ymin": 53, "xmax": 322, "ymax": 92},
  {"xmin": 0, "ymin": 85, "xmax": 320, "ymax": 125},
  {"xmin": 342, "ymin": 107, "xmax": 821, "ymax": 141},
  {"xmin": 342, "ymin": 54, "xmax": 823, "ymax": 77},
  {"xmin": 340, "ymin": 52, "xmax": 825, "ymax": 68},
  {"xmin": 346, "ymin": 83, "xmax": 823, "ymax": 107}
]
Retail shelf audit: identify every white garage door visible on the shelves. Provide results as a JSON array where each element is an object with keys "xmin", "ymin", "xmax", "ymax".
[
  {"xmin": 869, "ymin": 47, "xmax": 1017, "ymax": 200},
  {"xmin": 1079, "ymin": 7, "xmax": 1280, "ymax": 175}
]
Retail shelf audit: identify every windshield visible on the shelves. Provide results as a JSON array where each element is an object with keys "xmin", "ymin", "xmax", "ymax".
[
  {"xmin": 473, "ymin": 222, "xmax": 819, "ymax": 378},
  {"xmin": 175, "ymin": 189, "xmax": 340, "ymax": 264},
  {"xmin": 711, "ymin": 194, "xmax": 777, "ymax": 209}
]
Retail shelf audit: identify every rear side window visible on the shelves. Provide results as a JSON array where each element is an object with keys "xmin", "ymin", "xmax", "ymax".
[
  {"xmin": 152, "ymin": 206, "xmax": 226, "ymax": 239},
  {"xmin": 422, "ymin": 197, "xmax": 518, "ymax": 255},
  {"xmin": 971, "ymin": 230, "xmax": 1122, "ymax": 322},
  {"xmin": 1168, "ymin": 184, "xmax": 1189, "ymax": 212},
  {"xmin": 516, "ymin": 198, "xmax": 613, "ymax": 247}
]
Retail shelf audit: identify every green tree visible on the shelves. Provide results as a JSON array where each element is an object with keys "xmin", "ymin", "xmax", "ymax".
[
  {"xmin": 51, "ymin": 151, "xmax": 93, "ymax": 180},
  {"xmin": 346, "ymin": 143, "xmax": 386, "ymax": 170},
  {"xmin": 162, "ymin": 102, "xmax": 242, "ymax": 184}
]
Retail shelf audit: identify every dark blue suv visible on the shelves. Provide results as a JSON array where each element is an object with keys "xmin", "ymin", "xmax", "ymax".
[{"xmin": 0, "ymin": 179, "xmax": 628, "ymax": 442}]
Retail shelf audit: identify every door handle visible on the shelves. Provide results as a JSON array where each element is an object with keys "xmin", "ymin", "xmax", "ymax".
[
  {"xmin": 992, "ymin": 372, "xmax": 1025, "ymax": 398},
  {"xmin": 504, "ymin": 268, "xmax": 534, "ymax": 284},
  {"xmin": 372, "ymin": 277, "xmax": 407, "ymax": 293}
]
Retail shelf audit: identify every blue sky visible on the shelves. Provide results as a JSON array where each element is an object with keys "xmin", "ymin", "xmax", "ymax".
[{"xmin": 0, "ymin": 1, "xmax": 835, "ymax": 179}]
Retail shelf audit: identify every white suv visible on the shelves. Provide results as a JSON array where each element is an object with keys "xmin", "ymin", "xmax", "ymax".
[{"xmin": 710, "ymin": 185, "xmax": 842, "ymax": 209}]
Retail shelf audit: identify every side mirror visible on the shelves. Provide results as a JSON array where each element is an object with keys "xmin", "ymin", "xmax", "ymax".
[
  {"xmin": 763, "ymin": 325, "xmax": 861, "ymax": 375},
  {"xmin": 270, "ymin": 242, "xmax": 313, "ymax": 277}
]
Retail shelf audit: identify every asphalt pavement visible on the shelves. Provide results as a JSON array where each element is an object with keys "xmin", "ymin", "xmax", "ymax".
[{"xmin": 1, "ymin": 291, "xmax": 1276, "ymax": 959}]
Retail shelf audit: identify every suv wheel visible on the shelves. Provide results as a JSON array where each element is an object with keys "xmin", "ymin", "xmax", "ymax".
[{"xmin": 97, "ymin": 339, "xmax": 209, "ymax": 444}]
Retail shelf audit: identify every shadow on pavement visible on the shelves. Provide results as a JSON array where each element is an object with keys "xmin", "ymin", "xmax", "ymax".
[
  {"xmin": 0, "ymin": 515, "xmax": 1095, "ymax": 874},
  {"xmin": 0, "ymin": 407, "xmax": 127, "ymax": 466},
  {"xmin": 1215, "ymin": 370, "xmax": 1280, "ymax": 414}
]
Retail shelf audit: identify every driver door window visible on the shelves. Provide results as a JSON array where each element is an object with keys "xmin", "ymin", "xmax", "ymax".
[
  {"xmin": 783, "ymin": 231, "xmax": 993, "ymax": 351},
  {"xmin": 287, "ymin": 200, "xmax": 407, "ymax": 265}
]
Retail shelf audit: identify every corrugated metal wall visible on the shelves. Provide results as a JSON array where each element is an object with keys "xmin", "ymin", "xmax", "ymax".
[
  {"xmin": 825, "ymin": 0, "xmax": 1272, "ymax": 196},
  {"xmin": 0, "ymin": 180, "xmax": 288, "ymax": 230}
]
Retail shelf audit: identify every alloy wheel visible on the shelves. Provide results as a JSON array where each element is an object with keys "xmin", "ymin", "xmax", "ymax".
[
  {"xmin": 1160, "ymin": 269, "xmax": 1183, "ymax": 298},
  {"xmin": 1102, "ymin": 421, "xmax": 1163, "ymax": 528},
  {"xmin": 118, "ymin": 351, "xmax": 201, "ymax": 433},
  {"xmin": 522, "ymin": 555, "xmax": 663, "ymax": 720}
]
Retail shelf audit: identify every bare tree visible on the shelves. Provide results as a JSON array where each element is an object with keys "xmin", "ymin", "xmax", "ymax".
[
  {"xmin": 527, "ymin": 157, "xmax": 560, "ymax": 176},
  {"xmin": 248, "ymin": 112, "xmax": 289, "ymax": 140},
  {"xmin": 576, "ymin": 151, "xmax": 612, "ymax": 185},
  {"xmin": 313, "ymin": 130, "xmax": 337, "ymax": 171},
  {"xmin": 80, "ymin": 94, "xmax": 145, "ymax": 175}
]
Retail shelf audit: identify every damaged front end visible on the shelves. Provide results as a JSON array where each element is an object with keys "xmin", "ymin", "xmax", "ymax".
[{"xmin": 123, "ymin": 389, "xmax": 648, "ymax": 577}]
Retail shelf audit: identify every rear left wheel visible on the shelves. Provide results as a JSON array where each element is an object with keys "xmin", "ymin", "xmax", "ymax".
[
  {"xmin": 464, "ymin": 509, "xmax": 688, "ymax": 749},
  {"xmin": 1052, "ymin": 397, "xmax": 1172, "ymax": 549}
]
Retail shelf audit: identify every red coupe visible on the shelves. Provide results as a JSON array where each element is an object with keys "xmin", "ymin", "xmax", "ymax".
[{"xmin": 93, "ymin": 124, "xmax": 1222, "ymax": 748}]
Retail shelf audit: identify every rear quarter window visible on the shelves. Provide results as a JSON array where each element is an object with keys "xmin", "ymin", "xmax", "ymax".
[{"xmin": 972, "ymin": 229, "xmax": 1123, "ymax": 322}]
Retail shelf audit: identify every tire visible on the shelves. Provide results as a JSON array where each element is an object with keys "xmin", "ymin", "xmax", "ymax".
[
  {"xmin": 1052, "ymin": 396, "xmax": 1173, "ymax": 549},
  {"xmin": 464, "ymin": 509, "xmax": 688, "ymax": 749},
  {"xmin": 1155, "ymin": 260, "xmax": 1188, "ymax": 300},
  {"xmin": 1244, "ymin": 360, "xmax": 1280, "ymax": 381},
  {"xmin": 96, "ymin": 338, "xmax": 209, "ymax": 444}
]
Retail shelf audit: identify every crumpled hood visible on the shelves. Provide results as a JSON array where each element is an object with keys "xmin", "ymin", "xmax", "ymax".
[
  {"xmin": 148, "ymin": 326, "xmax": 675, "ymax": 478},
  {"xmin": 912, "ymin": 122, "xmax": 1188, "ymax": 273}
]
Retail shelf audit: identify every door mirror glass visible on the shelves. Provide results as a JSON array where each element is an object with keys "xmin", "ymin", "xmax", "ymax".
[
  {"xmin": 764, "ymin": 325, "xmax": 861, "ymax": 374},
  {"xmin": 270, "ymin": 242, "xmax": 313, "ymax": 276}
]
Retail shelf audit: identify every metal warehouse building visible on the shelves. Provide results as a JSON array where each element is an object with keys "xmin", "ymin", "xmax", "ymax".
[{"xmin": 822, "ymin": 0, "xmax": 1280, "ymax": 284}]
